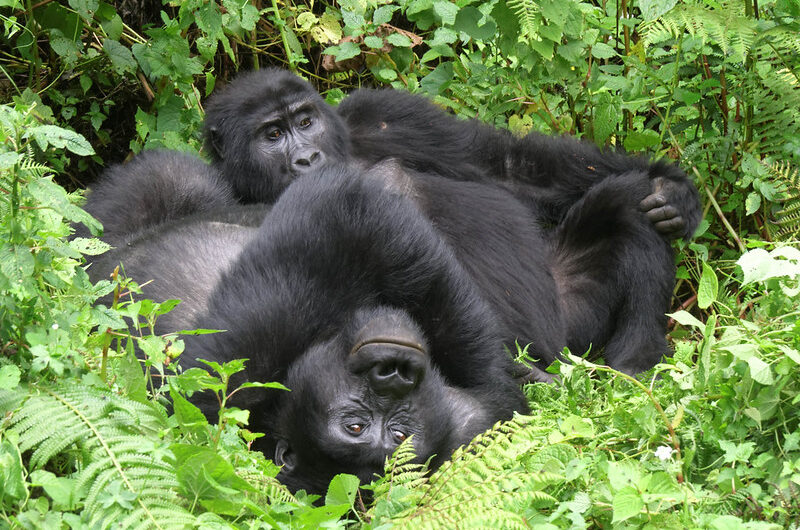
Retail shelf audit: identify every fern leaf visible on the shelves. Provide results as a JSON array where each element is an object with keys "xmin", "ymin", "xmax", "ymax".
[
  {"xmin": 767, "ymin": 162, "xmax": 800, "ymax": 240},
  {"xmin": 7, "ymin": 384, "xmax": 196, "ymax": 528},
  {"xmin": 506, "ymin": 0, "xmax": 539, "ymax": 41}
]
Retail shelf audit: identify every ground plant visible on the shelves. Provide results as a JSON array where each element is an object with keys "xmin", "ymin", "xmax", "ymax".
[{"xmin": 1, "ymin": 0, "xmax": 799, "ymax": 527}]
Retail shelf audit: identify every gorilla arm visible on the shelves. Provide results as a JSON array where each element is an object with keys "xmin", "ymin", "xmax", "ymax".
[{"xmin": 338, "ymin": 88, "xmax": 702, "ymax": 240}]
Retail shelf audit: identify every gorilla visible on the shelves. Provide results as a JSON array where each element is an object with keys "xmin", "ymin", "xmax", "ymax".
[
  {"xmin": 203, "ymin": 68, "xmax": 700, "ymax": 241},
  {"xmin": 89, "ymin": 164, "xmax": 531, "ymax": 493},
  {"xmin": 197, "ymin": 68, "xmax": 700, "ymax": 374},
  {"xmin": 89, "ymin": 156, "xmax": 673, "ymax": 493}
]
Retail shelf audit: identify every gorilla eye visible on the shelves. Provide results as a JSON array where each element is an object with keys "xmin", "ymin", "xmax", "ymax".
[
  {"xmin": 392, "ymin": 429, "xmax": 407, "ymax": 442},
  {"xmin": 266, "ymin": 128, "xmax": 281, "ymax": 140},
  {"xmin": 346, "ymin": 423, "xmax": 364, "ymax": 435},
  {"xmin": 299, "ymin": 117, "xmax": 312, "ymax": 128}
]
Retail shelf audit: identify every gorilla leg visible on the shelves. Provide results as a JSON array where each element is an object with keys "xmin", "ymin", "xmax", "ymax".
[{"xmin": 552, "ymin": 171, "xmax": 675, "ymax": 374}]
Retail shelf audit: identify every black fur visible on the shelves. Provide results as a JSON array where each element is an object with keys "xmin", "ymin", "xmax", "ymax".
[{"xmin": 74, "ymin": 150, "xmax": 238, "ymax": 242}]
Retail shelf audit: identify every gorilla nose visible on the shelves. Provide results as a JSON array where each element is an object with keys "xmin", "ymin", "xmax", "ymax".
[
  {"xmin": 348, "ymin": 311, "xmax": 429, "ymax": 397},
  {"xmin": 293, "ymin": 150, "xmax": 321, "ymax": 171},
  {"xmin": 367, "ymin": 350, "xmax": 425, "ymax": 397}
]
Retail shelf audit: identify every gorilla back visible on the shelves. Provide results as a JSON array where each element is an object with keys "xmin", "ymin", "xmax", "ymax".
[{"xmin": 90, "ymin": 165, "xmax": 528, "ymax": 494}]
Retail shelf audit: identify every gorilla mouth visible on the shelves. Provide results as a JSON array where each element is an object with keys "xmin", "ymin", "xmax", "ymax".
[{"xmin": 349, "ymin": 337, "xmax": 426, "ymax": 356}]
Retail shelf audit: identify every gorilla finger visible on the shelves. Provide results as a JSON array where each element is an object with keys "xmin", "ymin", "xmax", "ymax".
[
  {"xmin": 639, "ymin": 193, "xmax": 666, "ymax": 212},
  {"xmin": 654, "ymin": 216, "xmax": 686, "ymax": 235},
  {"xmin": 646, "ymin": 204, "xmax": 680, "ymax": 223}
]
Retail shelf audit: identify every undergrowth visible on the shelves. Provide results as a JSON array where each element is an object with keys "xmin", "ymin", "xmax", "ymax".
[{"xmin": 2, "ymin": 0, "xmax": 800, "ymax": 527}]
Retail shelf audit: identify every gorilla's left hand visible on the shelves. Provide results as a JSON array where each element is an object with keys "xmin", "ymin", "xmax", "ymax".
[{"xmin": 640, "ymin": 176, "xmax": 702, "ymax": 240}]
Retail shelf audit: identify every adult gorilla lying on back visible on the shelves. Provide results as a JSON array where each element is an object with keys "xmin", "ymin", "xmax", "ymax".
[{"xmin": 90, "ymin": 164, "xmax": 529, "ymax": 493}]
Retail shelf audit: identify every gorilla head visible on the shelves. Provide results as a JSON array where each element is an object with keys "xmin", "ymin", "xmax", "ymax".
[
  {"xmin": 203, "ymin": 68, "xmax": 349, "ymax": 203},
  {"xmin": 266, "ymin": 307, "xmax": 494, "ymax": 494}
]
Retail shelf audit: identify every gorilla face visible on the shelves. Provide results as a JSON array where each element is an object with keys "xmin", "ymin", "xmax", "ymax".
[
  {"xmin": 204, "ymin": 69, "xmax": 349, "ymax": 203},
  {"xmin": 268, "ymin": 307, "xmax": 493, "ymax": 494}
]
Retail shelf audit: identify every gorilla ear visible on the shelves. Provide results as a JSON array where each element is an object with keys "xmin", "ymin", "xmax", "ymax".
[
  {"xmin": 274, "ymin": 439, "xmax": 296, "ymax": 471},
  {"xmin": 207, "ymin": 125, "xmax": 224, "ymax": 160}
]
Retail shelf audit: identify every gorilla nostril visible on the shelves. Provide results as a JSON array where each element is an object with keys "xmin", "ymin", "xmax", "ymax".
[
  {"xmin": 369, "ymin": 358, "xmax": 421, "ymax": 397},
  {"xmin": 294, "ymin": 151, "xmax": 321, "ymax": 169}
]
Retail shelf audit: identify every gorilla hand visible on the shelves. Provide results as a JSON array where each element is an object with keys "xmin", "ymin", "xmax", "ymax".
[{"xmin": 640, "ymin": 175, "xmax": 702, "ymax": 240}]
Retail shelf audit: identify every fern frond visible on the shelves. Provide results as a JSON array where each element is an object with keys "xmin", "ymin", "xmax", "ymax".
[
  {"xmin": 6, "ymin": 384, "xmax": 197, "ymax": 528},
  {"xmin": 642, "ymin": 5, "xmax": 758, "ymax": 62},
  {"xmin": 506, "ymin": 0, "xmax": 539, "ymax": 41},
  {"xmin": 766, "ymin": 162, "xmax": 800, "ymax": 240},
  {"xmin": 371, "ymin": 415, "xmax": 564, "ymax": 528},
  {"xmin": 238, "ymin": 471, "xmax": 298, "ymax": 505}
]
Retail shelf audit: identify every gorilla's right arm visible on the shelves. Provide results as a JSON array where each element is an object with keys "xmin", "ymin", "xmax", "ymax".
[{"xmin": 338, "ymin": 88, "xmax": 701, "ymax": 240}]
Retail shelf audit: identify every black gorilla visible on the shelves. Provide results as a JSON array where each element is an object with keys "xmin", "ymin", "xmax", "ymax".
[
  {"xmin": 90, "ymin": 165, "xmax": 530, "ymax": 493},
  {"xmin": 203, "ymin": 68, "xmax": 700, "ymax": 241},
  {"xmin": 196, "ymin": 68, "xmax": 700, "ymax": 374}
]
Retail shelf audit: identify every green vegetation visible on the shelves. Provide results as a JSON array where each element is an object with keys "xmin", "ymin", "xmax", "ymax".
[{"xmin": 1, "ymin": 0, "xmax": 799, "ymax": 527}]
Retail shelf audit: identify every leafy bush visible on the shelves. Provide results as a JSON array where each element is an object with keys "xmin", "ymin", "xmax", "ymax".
[{"xmin": 1, "ymin": 0, "xmax": 799, "ymax": 527}]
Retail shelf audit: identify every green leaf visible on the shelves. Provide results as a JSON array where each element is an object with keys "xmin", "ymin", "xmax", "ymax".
[
  {"xmin": 172, "ymin": 444, "xmax": 256, "ymax": 515},
  {"xmin": 611, "ymin": 486, "xmax": 644, "ymax": 523},
  {"xmin": 25, "ymin": 125, "xmax": 94, "ymax": 156},
  {"xmin": 325, "ymin": 473, "xmax": 360, "ymax": 507},
  {"xmin": 607, "ymin": 460, "xmax": 641, "ymax": 491},
  {"xmin": 323, "ymin": 41, "xmax": 362, "ymax": 62},
  {"xmin": 68, "ymin": 0, "xmax": 99, "ymax": 21},
  {"xmin": 373, "ymin": 5, "xmax": 397, "ymax": 25},
  {"xmin": 364, "ymin": 35, "xmax": 384, "ymax": 49},
  {"xmin": 745, "ymin": 191, "xmax": 761, "ymax": 215},
  {"xmin": 453, "ymin": 6, "xmax": 497, "ymax": 40},
  {"xmin": 103, "ymin": 38, "xmax": 137, "ymax": 74},
  {"xmin": 0, "ymin": 365, "xmax": 21, "ymax": 390},
  {"xmin": 171, "ymin": 390, "xmax": 209, "ymax": 432},
  {"xmin": 29, "ymin": 470, "xmax": 76, "ymax": 509},
  {"xmin": 433, "ymin": 0, "xmax": 458, "ymax": 25},
  {"xmin": 639, "ymin": 0, "xmax": 678, "ymax": 21},
  {"xmin": 718, "ymin": 440, "xmax": 756, "ymax": 463},
  {"xmin": 69, "ymin": 237, "xmax": 110, "ymax": 256},
  {"xmin": 239, "ymin": 381, "xmax": 290, "ymax": 391},
  {"xmin": 591, "ymin": 42, "xmax": 617, "ymax": 59},
  {"xmin": 623, "ymin": 129, "xmax": 660, "ymax": 151},
  {"xmin": 0, "ymin": 439, "xmax": 28, "ymax": 502},
  {"xmin": 221, "ymin": 407, "xmax": 249, "ymax": 425},
  {"xmin": 697, "ymin": 262, "xmax": 719, "ymax": 309},
  {"xmin": 667, "ymin": 310, "xmax": 704, "ymax": 330},
  {"xmin": 420, "ymin": 62, "xmax": 453, "ymax": 95},
  {"xmin": 747, "ymin": 356, "xmax": 774, "ymax": 385},
  {"xmin": 0, "ymin": 151, "xmax": 21, "ymax": 170},
  {"xmin": 386, "ymin": 32, "xmax": 412, "ymax": 47}
]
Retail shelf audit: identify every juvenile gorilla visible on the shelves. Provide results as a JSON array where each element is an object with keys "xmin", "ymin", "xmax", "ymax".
[{"xmin": 90, "ymin": 165, "xmax": 530, "ymax": 493}]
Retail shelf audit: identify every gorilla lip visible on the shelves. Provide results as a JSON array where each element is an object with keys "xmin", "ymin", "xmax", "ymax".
[{"xmin": 349, "ymin": 337, "xmax": 426, "ymax": 356}]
